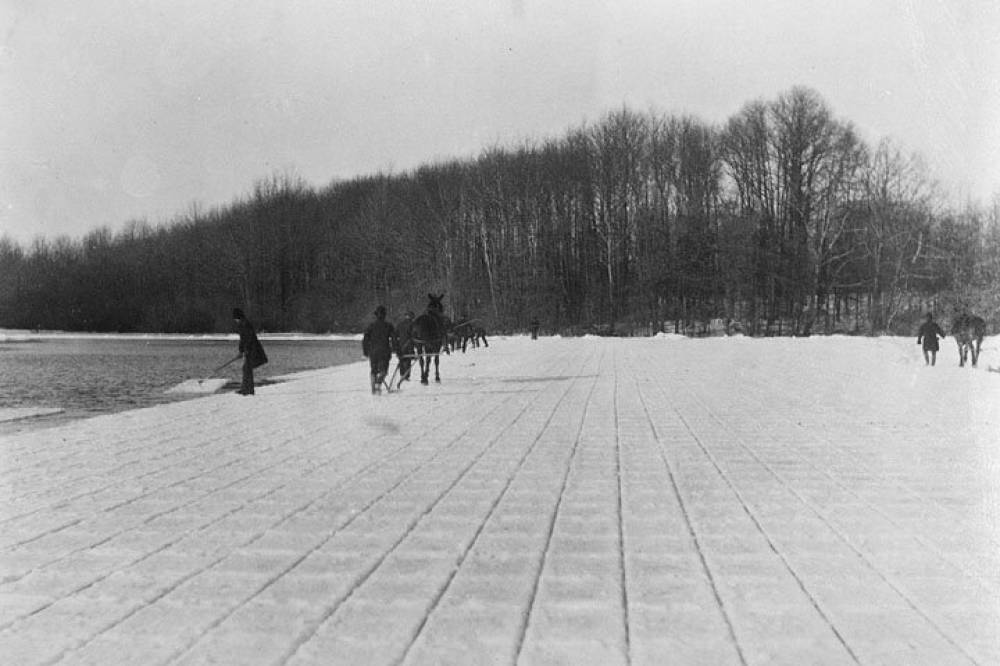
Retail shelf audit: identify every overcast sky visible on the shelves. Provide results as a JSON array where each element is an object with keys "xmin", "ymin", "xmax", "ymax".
[{"xmin": 2, "ymin": 0, "xmax": 998, "ymax": 244}]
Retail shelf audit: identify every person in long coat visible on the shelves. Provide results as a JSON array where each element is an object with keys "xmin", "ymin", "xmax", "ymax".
[
  {"xmin": 916, "ymin": 312, "xmax": 945, "ymax": 366},
  {"xmin": 362, "ymin": 305, "xmax": 398, "ymax": 394},
  {"xmin": 233, "ymin": 308, "xmax": 267, "ymax": 394}
]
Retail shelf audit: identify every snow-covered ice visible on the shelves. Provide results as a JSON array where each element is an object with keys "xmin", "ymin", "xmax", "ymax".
[{"xmin": 0, "ymin": 335, "xmax": 997, "ymax": 664}]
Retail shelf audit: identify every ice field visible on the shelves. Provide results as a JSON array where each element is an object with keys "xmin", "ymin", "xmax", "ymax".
[{"xmin": 1, "ymin": 334, "xmax": 998, "ymax": 664}]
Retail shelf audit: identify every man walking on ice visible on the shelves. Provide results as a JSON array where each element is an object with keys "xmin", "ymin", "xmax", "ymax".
[
  {"xmin": 363, "ymin": 305, "xmax": 398, "ymax": 394},
  {"xmin": 917, "ymin": 312, "xmax": 945, "ymax": 366}
]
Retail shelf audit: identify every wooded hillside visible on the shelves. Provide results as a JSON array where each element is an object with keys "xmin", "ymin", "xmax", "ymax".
[{"xmin": 2, "ymin": 87, "xmax": 997, "ymax": 335}]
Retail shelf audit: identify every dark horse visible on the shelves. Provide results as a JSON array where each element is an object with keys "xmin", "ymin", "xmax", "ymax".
[
  {"xmin": 952, "ymin": 313, "xmax": 986, "ymax": 367},
  {"xmin": 470, "ymin": 324, "xmax": 489, "ymax": 349},
  {"xmin": 392, "ymin": 312, "xmax": 415, "ymax": 389},
  {"xmin": 450, "ymin": 319, "xmax": 475, "ymax": 352},
  {"xmin": 450, "ymin": 318, "xmax": 489, "ymax": 352},
  {"xmin": 412, "ymin": 293, "xmax": 447, "ymax": 384}
]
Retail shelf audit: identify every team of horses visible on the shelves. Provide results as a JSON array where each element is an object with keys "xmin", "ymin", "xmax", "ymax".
[
  {"xmin": 951, "ymin": 312, "xmax": 986, "ymax": 368},
  {"xmin": 448, "ymin": 319, "xmax": 489, "ymax": 353},
  {"xmin": 393, "ymin": 293, "xmax": 490, "ymax": 388}
]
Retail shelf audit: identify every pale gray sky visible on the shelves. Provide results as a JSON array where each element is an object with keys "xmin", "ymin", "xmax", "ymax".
[{"xmin": 2, "ymin": 0, "xmax": 998, "ymax": 243}]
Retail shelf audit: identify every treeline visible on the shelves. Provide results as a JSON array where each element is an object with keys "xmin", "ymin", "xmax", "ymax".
[{"xmin": 1, "ymin": 86, "xmax": 998, "ymax": 335}]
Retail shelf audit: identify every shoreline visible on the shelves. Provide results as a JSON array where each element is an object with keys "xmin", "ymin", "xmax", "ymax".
[{"xmin": 0, "ymin": 337, "xmax": 367, "ymax": 436}]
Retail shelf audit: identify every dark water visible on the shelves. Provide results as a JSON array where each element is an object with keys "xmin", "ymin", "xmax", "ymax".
[{"xmin": 0, "ymin": 336, "xmax": 360, "ymax": 433}]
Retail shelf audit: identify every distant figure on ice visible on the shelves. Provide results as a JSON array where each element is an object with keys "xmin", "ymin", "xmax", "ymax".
[
  {"xmin": 233, "ymin": 308, "xmax": 268, "ymax": 395},
  {"xmin": 363, "ymin": 305, "xmax": 398, "ymax": 394},
  {"xmin": 916, "ymin": 312, "xmax": 945, "ymax": 366},
  {"xmin": 395, "ymin": 311, "xmax": 416, "ymax": 385},
  {"xmin": 529, "ymin": 318, "xmax": 540, "ymax": 340}
]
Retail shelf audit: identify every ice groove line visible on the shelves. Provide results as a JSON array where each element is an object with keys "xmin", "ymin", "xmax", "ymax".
[
  {"xmin": 101, "ymin": 416, "xmax": 343, "ymax": 514},
  {"xmin": 35, "ymin": 386, "xmax": 490, "ymax": 661},
  {"xmin": 0, "ymin": 426, "xmax": 230, "ymax": 522},
  {"xmin": 2, "ymin": 517, "xmax": 84, "ymax": 550},
  {"xmin": 6, "ymin": 498, "xmax": 259, "ymax": 637},
  {"xmin": 0, "ymin": 419, "xmax": 362, "ymax": 589},
  {"xmin": 12, "ymin": 351, "xmax": 556, "ymax": 661},
  {"xmin": 271, "ymin": 344, "xmax": 580, "ymax": 654},
  {"xmin": 2, "ymin": 376, "xmax": 481, "ymax": 556},
  {"xmin": 41, "ymin": 403, "xmax": 462, "ymax": 666},
  {"xmin": 1, "ymin": 420, "xmax": 328, "ymax": 551},
  {"xmin": 33, "ymin": 496, "xmax": 271, "ymax": 666},
  {"xmin": 0, "ymin": 412, "xmax": 290, "ymax": 525},
  {"xmin": 18, "ymin": 434, "xmax": 398, "ymax": 644},
  {"xmin": 390, "ymin": 389, "xmax": 571, "ymax": 665},
  {"xmin": 40, "ymin": 550, "xmax": 239, "ymax": 666},
  {"xmin": 697, "ymin": 380, "xmax": 1000, "ymax": 596},
  {"xmin": 737, "ymin": 365, "xmax": 999, "ymax": 546},
  {"xmin": 670, "ymin": 375, "xmax": 980, "ymax": 665},
  {"xmin": 511, "ymin": 345, "xmax": 607, "ymax": 665},
  {"xmin": 393, "ymin": 345, "xmax": 602, "ymax": 666},
  {"xmin": 0, "ymin": 406, "xmax": 244, "ymax": 488},
  {"xmin": 0, "ymin": 410, "xmax": 222, "ymax": 479},
  {"xmin": 740, "ymin": 373, "xmax": 1000, "ymax": 558},
  {"xmin": 611, "ymin": 347, "xmax": 632, "ymax": 665},
  {"xmin": 629, "ymin": 359, "xmax": 748, "ymax": 666},
  {"xmin": 7, "ymin": 391, "xmax": 338, "ymax": 498},
  {"xmin": 271, "ymin": 391, "xmax": 537, "ymax": 666},
  {"xmin": 169, "ymin": 383, "xmax": 531, "ymax": 665},
  {"xmin": 648, "ymin": 376, "xmax": 861, "ymax": 664}
]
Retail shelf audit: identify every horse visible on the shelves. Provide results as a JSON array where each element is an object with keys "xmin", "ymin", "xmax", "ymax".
[
  {"xmin": 411, "ymin": 293, "xmax": 447, "ymax": 384},
  {"xmin": 450, "ymin": 319, "xmax": 475, "ymax": 352},
  {"xmin": 952, "ymin": 313, "xmax": 986, "ymax": 367},
  {"xmin": 471, "ymin": 325, "xmax": 489, "ymax": 348},
  {"xmin": 392, "ymin": 312, "xmax": 415, "ymax": 389},
  {"xmin": 450, "ymin": 318, "xmax": 489, "ymax": 352},
  {"xmin": 439, "ymin": 315, "xmax": 455, "ymax": 354}
]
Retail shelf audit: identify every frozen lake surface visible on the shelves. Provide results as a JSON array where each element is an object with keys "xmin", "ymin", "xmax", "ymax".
[{"xmin": 0, "ymin": 334, "xmax": 998, "ymax": 664}]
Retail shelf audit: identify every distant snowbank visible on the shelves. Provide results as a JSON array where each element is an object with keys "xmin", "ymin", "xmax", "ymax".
[{"xmin": 0, "ymin": 331, "xmax": 32, "ymax": 343}]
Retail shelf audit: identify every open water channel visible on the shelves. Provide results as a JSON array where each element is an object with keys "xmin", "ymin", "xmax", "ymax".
[{"xmin": 0, "ymin": 332, "xmax": 361, "ymax": 433}]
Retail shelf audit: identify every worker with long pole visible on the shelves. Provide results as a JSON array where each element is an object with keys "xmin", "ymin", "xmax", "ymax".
[{"xmin": 233, "ymin": 308, "xmax": 268, "ymax": 395}]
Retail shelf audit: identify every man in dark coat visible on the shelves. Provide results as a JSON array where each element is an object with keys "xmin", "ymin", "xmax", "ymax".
[
  {"xmin": 233, "ymin": 308, "xmax": 267, "ymax": 394},
  {"xmin": 916, "ymin": 312, "xmax": 945, "ymax": 366},
  {"xmin": 362, "ymin": 305, "xmax": 398, "ymax": 394}
]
